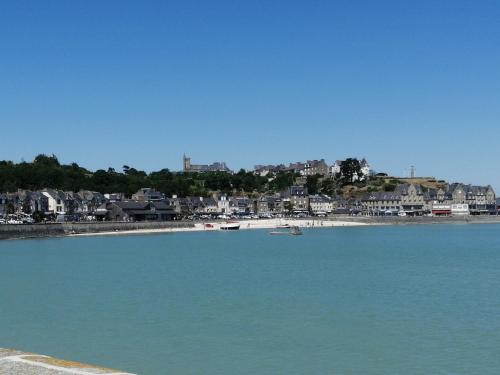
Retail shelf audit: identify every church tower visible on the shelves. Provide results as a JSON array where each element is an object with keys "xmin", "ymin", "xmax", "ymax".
[{"xmin": 183, "ymin": 154, "xmax": 191, "ymax": 172}]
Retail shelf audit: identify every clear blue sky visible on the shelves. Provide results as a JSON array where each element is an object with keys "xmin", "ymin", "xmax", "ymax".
[{"xmin": 1, "ymin": 1, "xmax": 499, "ymax": 189}]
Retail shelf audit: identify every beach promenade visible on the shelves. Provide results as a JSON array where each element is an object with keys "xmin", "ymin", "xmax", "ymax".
[{"xmin": 0, "ymin": 348, "xmax": 134, "ymax": 375}]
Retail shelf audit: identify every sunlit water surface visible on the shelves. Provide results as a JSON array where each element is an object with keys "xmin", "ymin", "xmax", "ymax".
[{"xmin": 1, "ymin": 224, "xmax": 500, "ymax": 374}]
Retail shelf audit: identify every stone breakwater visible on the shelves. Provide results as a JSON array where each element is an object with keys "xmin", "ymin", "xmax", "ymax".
[
  {"xmin": 0, "ymin": 221, "xmax": 195, "ymax": 240},
  {"xmin": 0, "ymin": 348, "xmax": 135, "ymax": 375}
]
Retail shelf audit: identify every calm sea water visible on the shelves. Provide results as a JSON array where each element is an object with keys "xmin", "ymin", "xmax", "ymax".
[{"xmin": 1, "ymin": 224, "xmax": 500, "ymax": 374}]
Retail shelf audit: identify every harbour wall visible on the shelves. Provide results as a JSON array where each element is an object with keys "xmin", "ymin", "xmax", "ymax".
[{"xmin": 0, "ymin": 221, "xmax": 196, "ymax": 240}]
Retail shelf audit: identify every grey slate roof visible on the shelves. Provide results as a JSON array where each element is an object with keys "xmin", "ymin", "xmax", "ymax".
[
  {"xmin": 309, "ymin": 195, "xmax": 331, "ymax": 203},
  {"xmin": 394, "ymin": 184, "xmax": 423, "ymax": 195},
  {"xmin": 363, "ymin": 192, "xmax": 401, "ymax": 201},
  {"xmin": 112, "ymin": 201, "xmax": 174, "ymax": 211}
]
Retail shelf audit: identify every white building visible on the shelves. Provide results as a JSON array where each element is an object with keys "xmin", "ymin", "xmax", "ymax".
[
  {"xmin": 42, "ymin": 189, "xmax": 67, "ymax": 214},
  {"xmin": 451, "ymin": 204, "xmax": 470, "ymax": 216},
  {"xmin": 329, "ymin": 160, "xmax": 342, "ymax": 176},
  {"xmin": 217, "ymin": 195, "xmax": 230, "ymax": 214}
]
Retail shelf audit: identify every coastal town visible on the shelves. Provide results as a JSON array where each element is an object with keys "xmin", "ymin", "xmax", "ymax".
[{"xmin": 0, "ymin": 154, "xmax": 498, "ymax": 224}]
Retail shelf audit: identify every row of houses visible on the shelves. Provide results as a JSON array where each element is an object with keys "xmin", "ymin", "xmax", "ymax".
[
  {"xmin": 1, "ymin": 182, "xmax": 498, "ymax": 222},
  {"xmin": 98, "ymin": 188, "xmax": 341, "ymax": 221},
  {"xmin": 361, "ymin": 183, "xmax": 497, "ymax": 216},
  {"xmin": 182, "ymin": 154, "xmax": 371, "ymax": 179},
  {"xmin": 0, "ymin": 186, "xmax": 340, "ymax": 221},
  {"xmin": 254, "ymin": 158, "xmax": 371, "ymax": 180},
  {"xmin": 0, "ymin": 189, "xmax": 107, "ymax": 218}
]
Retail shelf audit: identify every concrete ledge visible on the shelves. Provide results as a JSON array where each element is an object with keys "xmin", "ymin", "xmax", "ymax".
[
  {"xmin": 0, "ymin": 348, "xmax": 135, "ymax": 375},
  {"xmin": 0, "ymin": 221, "xmax": 195, "ymax": 240}
]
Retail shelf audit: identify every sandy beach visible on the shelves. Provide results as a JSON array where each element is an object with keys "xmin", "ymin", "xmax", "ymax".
[{"xmin": 3, "ymin": 216, "xmax": 500, "ymax": 241}]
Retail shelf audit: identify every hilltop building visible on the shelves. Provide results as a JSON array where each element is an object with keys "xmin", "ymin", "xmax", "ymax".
[
  {"xmin": 254, "ymin": 159, "xmax": 329, "ymax": 177},
  {"xmin": 303, "ymin": 159, "xmax": 329, "ymax": 176},
  {"xmin": 183, "ymin": 154, "xmax": 232, "ymax": 173}
]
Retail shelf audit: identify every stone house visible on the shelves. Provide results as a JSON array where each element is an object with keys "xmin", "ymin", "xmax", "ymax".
[
  {"xmin": 281, "ymin": 186, "xmax": 309, "ymax": 213},
  {"xmin": 104, "ymin": 193, "xmax": 124, "ymax": 202},
  {"xmin": 257, "ymin": 195, "xmax": 284, "ymax": 216},
  {"xmin": 286, "ymin": 162, "xmax": 306, "ymax": 175},
  {"xmin": 170, "ymin": 197, "xmax": 191, "ymax": 217},
  {"xmin": 185, "ymin": 197, "xmax": 219, "ymax": 215},
  {"xmin": 23, "ymin": 191, "xmax": 49, "ymax": 214},
  {"xmin": 302, "ymin": 159, "xmax": 329, "ymax": 176},
  {"xmin": 229, "ymin": 197, "xmax": 254, "ymax": 214},
  {"xmin": 78, "ymin": 190, "xmax": 107, "ymax": 213},
  {"xmin": 253, "ymin": 164, "xmax": 286, "ymax": 177},
  {"xmin": 201, "ymin": 197, "xmax": 218, "ymax": 213},
  {"xmin": 132, "ymin": 188, "xmax": 164, "ymax": 201},
  {"xmin": 309, "ymin": 195, "xmax": 333, "ymax": 215},
  {"xmin": 396, "ymin": 184, "xmax": 425, "ymax": 215},
  {"xmin": 362, "ymin": 192, "xmax": 401, "ymax": 215},
  {"xmin": 464, "ymin": 185, "xmax": 496, "ymax": 214}
]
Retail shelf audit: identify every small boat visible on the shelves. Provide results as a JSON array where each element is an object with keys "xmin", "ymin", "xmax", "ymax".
[
  {"xmin": 276, "ymin": 223, "xmax": 291, "ymax": 229},
  {"xmin": 220, "ymin": 221, "xmax": 240, "ymax": 230},
  {"xmin": 269, "ymin": 226, "xmax": 303, "ymax": 236}
]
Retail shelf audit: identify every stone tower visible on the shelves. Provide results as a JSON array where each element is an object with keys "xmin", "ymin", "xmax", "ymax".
[{"xmin": 183, "ymin": 154, "xmax": 191, "ymax": 172}]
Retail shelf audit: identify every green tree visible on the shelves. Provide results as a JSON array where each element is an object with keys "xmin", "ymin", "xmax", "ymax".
[
  {"xmin": 269, "ymin": 172, "xmax": 297, "ymax": 192},
  {"xmin": 320, "ymin": 177, "xmax": 336, "ymax": 196},
  {"xmin": 383, "ymin": 183, "xmax": 396, "ymax": 192},
  {"xmin": 306, "ymin": 174, "xmax": 322, "ymax": 195},
  {"xmin": 338, "ymin": 158, "xmax": 363, "ymax": 185}
]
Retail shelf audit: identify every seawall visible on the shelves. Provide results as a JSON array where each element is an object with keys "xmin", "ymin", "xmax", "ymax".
[{"xmin": 0, "ymin": 221, "xmax": 195, "ymax": 240}]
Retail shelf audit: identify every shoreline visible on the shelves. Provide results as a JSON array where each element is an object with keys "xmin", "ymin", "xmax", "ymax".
[
  {"xmin": 71, "ymin": 218, "xmax": 370, "ymax": 238},
  {"xmin": 2, "ymin": 215, "xmax": 500, "ymax": 240},
  {"xmin": 0, "ymin": 348, "xmax": 135, "ymax": 375}
]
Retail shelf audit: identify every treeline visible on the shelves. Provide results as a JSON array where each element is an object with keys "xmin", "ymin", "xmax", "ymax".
[{"xmin": 0, "ymin": 154, "xmax": 305, "ymax": 197}]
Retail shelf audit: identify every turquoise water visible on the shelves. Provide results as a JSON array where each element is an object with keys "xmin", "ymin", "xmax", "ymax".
[{"xmin": 1, "ymin": 224, "xmax": 500, "ymax": 374}]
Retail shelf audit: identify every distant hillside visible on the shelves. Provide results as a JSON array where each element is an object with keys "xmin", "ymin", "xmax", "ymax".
[{"xmin": 395, "ymin": 178, "xmax": 447, "ymax": 190}]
